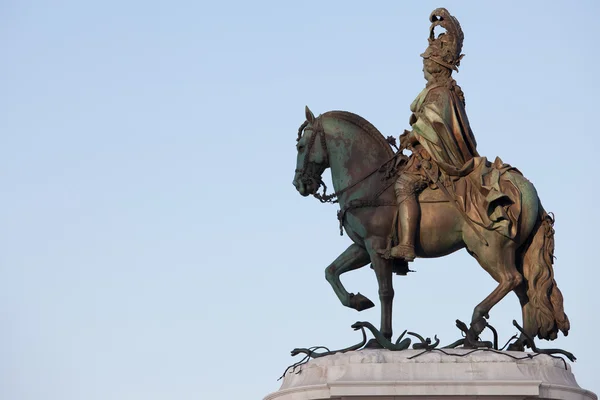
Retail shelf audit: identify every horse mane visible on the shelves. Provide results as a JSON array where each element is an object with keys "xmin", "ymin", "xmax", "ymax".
[{"xmin": 321, "ymin": 111, "xmax": 394, "ymax": 157}]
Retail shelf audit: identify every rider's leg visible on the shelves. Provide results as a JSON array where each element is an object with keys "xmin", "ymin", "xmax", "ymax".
[{"xmin": 389, "ymin": 174, "xmax": 422, "ymax": 261}]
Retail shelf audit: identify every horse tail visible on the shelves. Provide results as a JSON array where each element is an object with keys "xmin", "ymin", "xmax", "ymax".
[{"xmin": 520, "ymin": 207, "xmax": 570, "ymax": 340}]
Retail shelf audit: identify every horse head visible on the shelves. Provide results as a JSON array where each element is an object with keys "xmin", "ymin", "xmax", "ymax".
[{"xmin": 292, "ymin": 106, "xmax": 329, "ymax": 197}]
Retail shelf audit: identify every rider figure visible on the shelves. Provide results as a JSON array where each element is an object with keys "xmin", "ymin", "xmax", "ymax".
[{"xmin": 385, "ymin": 8, "xmax": 480, "ymax": 262}]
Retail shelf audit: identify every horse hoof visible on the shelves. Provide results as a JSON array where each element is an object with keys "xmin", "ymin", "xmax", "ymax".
[
  {"xmin": 464, "ymin": 337, "xmax": 493, "ymax": 349},
  {"xmin": 507, "ymin": 342, "xmax": 525, "ymax": 352},
  {"xmin": 349, "ymin": 292, "xmax": 375, "ymax": 311}
]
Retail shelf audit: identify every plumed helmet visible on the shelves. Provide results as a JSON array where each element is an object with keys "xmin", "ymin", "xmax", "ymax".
[{"xmin": 420, "ymin": 8, "xmax": 465, "ymax": 72}]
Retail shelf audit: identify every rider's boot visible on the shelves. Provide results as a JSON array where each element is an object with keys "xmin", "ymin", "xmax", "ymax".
[
  {"xmin": 388, "ymin": 192, "xmax": 419, "ymax": 261},
  {"xmin": 377, "ymin": 172, "xmax": 422, "ymax": 262}
]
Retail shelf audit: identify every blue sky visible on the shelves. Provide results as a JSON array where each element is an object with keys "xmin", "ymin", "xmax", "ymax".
[{"xmin": 1, "ymin": 1, "xmax": 599, "ymax": 399}]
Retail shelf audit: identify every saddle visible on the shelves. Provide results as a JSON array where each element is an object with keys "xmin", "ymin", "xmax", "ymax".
[
  {"xmin": 418, "ymin": 187, "xmax": 449, "ymax": 203},
  {"xmin": 389, "ymin": 156, "xmax": 523, "ymax": 276}
]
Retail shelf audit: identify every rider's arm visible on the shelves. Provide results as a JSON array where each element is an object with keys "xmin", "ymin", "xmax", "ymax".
[{"xmin": 399, "ymin": 129, "xmax": 420, "ymax": 150}]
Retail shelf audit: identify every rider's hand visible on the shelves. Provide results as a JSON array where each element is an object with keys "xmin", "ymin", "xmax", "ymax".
[{"xmin": 399, "ymin": 129, "xmax": 412, "ymax": 150}]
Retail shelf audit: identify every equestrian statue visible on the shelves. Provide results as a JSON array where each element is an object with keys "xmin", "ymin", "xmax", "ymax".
[{"xmin": 292, "ymin": 8, "xmax": 569, "ymax": 351}]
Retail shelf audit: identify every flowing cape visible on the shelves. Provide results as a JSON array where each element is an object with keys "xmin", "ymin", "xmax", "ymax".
[{"xmin": 410, "ymin": 84, "xmax": 522, "ymax": 239}]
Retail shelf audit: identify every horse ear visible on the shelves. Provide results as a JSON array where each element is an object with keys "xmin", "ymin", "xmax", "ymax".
[{"xmin": 305, "ymin": 106, "xmax": 315, "ymax": 123}]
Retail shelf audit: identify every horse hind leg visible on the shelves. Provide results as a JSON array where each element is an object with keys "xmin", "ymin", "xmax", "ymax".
[
  {"xmin": 507, "ymin": 282, "xmax": 531, "ymax": 351},
  {"xmin": 465, "ymin": 239, "xmax": 523, "ymax": 347},
  {"xmin": 325, "ymin": 243, "xmax": 374, "ymax": 311}
]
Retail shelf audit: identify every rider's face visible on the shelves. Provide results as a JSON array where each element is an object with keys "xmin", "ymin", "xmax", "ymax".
[{"xmin": 423, "ymin": 62, "xmax": 434, "ymax": 82}]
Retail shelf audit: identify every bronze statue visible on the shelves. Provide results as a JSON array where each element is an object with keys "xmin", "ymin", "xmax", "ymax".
[{"xmin": 292, "ymin": 8, "xmax": 569, "ymax": 351}]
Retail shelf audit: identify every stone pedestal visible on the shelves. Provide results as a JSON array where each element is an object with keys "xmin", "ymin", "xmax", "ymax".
[{"xmin": 265, "ymin": 349, "xmax": 597, "ymax": 400}]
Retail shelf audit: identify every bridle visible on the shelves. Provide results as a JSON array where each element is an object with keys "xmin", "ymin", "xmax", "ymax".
[
  {"xmin": 294, "ymin": 117, "xmax": 334, "ymax": 203},
  {"xmin": 295, "ymin": 117, "xmax": 397, "ymax": 204},
  {"xmin": 294, "ymin": 116, "xmax": 402, "ymax": 235}
]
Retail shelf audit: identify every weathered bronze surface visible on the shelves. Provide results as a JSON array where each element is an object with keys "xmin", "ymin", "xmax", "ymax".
[
  {"xmin": 291, "ymin": 8, "xmax": 569, "ymax": 352},
  {"xmin": 281, "ymin": 320, "xmax": 575, "ymax": 379}
]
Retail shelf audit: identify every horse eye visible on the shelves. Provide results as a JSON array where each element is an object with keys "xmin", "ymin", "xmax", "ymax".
[{"xmin": 297, "ymin": 145, "xmax": 305, "ymax": 152}]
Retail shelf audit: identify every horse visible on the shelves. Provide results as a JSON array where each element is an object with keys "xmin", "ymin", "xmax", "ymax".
[{"xmin": 292, "ymin": 106, "xmax": 570, "ymax": 349}]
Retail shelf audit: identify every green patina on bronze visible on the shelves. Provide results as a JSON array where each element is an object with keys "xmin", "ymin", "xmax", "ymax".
[{"xmin": 291, "ymin": 8, "xmax": 569, "ymax": 351}]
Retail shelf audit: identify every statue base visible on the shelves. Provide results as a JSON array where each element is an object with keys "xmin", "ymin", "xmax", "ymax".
[{"xmin": 265, "ymin": 349, "xmax": 597, "ymax": 400}]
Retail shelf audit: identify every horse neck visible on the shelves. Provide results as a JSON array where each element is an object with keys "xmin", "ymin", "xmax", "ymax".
[{"xmin": 324, "ymin": 118, "xmax": 391, "ymax": 203}]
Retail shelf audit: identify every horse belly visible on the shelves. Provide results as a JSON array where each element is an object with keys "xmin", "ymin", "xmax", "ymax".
[{"xmin": 417, "ymin": 202, "xmax": 464, "ymax": 258}]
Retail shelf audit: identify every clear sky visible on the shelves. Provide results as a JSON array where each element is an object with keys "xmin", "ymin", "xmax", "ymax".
[{"xmin": 2, "ymin": 1, "xmax": 599, "ymax": 399}]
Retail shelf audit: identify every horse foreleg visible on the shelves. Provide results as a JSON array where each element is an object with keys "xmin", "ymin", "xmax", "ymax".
[
  {"xmin": 325, "ymin": 243, "xmax": 374, "ymax": 311},
  {"xmin": 367, "ymin": 240, "xmax": 395, "ymax": 340}
]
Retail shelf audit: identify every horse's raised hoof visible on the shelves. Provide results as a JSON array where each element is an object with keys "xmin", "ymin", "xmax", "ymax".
[{"xmin": 349, "ymin": 292, "xmax": 375, "ymax": 311}]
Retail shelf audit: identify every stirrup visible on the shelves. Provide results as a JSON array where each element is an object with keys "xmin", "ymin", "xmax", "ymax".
[{"xmin": 388, "ymin": 244, "xmax": 416, "ymax": 262}]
